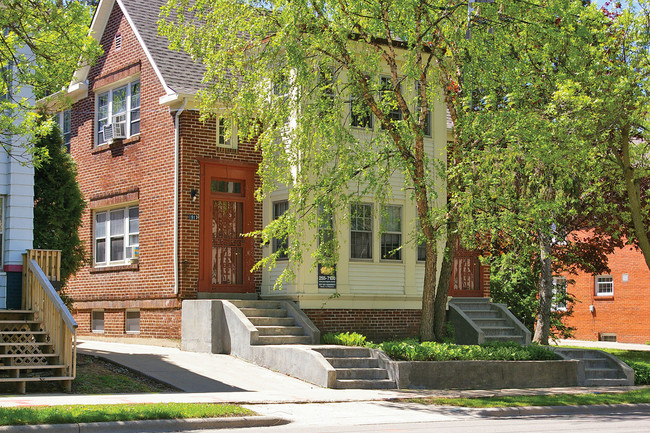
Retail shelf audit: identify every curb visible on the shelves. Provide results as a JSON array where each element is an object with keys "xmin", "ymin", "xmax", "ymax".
[
  {"xmin": 0, "ymin": 415, "xmax": 290, "ymax": 433},
  {"xmin": 478, "ymin": 403, "xmax": 650, "ymax": 417}
]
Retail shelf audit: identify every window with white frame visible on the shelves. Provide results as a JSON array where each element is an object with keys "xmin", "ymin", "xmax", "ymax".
[
  {"xmin": 380, "ymin": 76, "xmax": 402, "ymax": 127},
  {"xmin": 350, "ymin": 203, "xmax": 372, "ymax": 259},
  {"xmin": 415, "ymin": 81, "xmax": 431, "ymax": 136},
  {"xmin": 91, "ymin": 310, "xmax": 104, "ymax": 333},
  {"xmin": 0, "ymin": 196, "xmax": 4, "ymax": 267},
  {"xmin": 217, "ymin": 117, "xmax": 237, "ymax": 149},
  {"xmin": 595, "ymin": 275, "xmax": 614, "ymax": 296},
  {"xmin": 125, "ymin": 310, "xmax": 140, "ymax": 333},
  {"xmin": 350, "ymin": 92, "xmax": 373, "ymax": 129},
  {"xmin": 97, "ymin": 80, "xmax": 140, "ymax": 145},
  {"xmin": 381, "ymin": 205, "xmax": 402, "ymax": 260},
  {"xmin": 552, "ymin": 276, "xmax": 568, "ymax": 310},
  {"xmin": 54, "ymin": 109, "xmax": 71, "ymax": 152},
  {"xmin": 272, "ymin": 201, "xmax": 289, "ymax": 259},
  {"xmin": 94, "ymin": 205, "xmax": 139, "ymax": 266}
]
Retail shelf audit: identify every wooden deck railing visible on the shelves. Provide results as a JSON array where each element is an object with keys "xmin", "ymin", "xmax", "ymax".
[{"xmin": 22, "ymin": 249, "xmax": 77, "ymax": 383}]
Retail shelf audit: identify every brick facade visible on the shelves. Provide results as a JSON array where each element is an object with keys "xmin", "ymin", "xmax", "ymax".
[
  {"xmin": 304, "ymin": 309, "xmax": 421, "ymax": 341},
  {"xmin": 562, "ymin": 244, "xmax": 650, "ymax": 344}
]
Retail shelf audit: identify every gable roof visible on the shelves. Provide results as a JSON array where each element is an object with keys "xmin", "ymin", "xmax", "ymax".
[{"xmin": 70, "ymin": 0, "xmax": 205, "ymax": 102}]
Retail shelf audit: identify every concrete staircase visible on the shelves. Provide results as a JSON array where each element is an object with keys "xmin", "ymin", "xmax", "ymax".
[
  {"xmin": 230, "ymin": 300, "xmax": 312, "ymax": 345},
  {"xmin": 0, "ymin": 310, "xmax": 73, "ymax": 393},
  {"xmin": 449, "ymin": 298, "xmax": 531, "ymax": 346},
  {"xmin": 553, "ymin": 348, "xmax": 635, "ymax": 386},
  {"xmin": 312, "ymin": 346, "xmax": 396, "ymax": 389}
]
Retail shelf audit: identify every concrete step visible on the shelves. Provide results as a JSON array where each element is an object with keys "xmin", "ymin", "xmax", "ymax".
[
  {"xmin": 585, "ymin": 368, "xmax": 622, "ymax": 379},
  {"xmin": 453, "ymin": 302, "xmax": 492, "ymax": 311},
  {"xmin": 230, "ymin": 300, "xmax": 282, "ymax": 309},
  {"xmin": 335, "ymin": 379, "xmax": 396, "ymax": 389},
  {"xmin": 557, "ymin": 349, "xmax": 605, "ymax": 360},
  {"xmin": 240, "ymin": 307, "xmax": 287, "ymax": 318},
  {"xmin": 256, "ymin": 335, "xmax": 312, "ymax": 345},
  {"xmin": 483, "ymin": 335, "xmax": 525, "ymax": 344},
  {"xmin": 335, "ymin": 368, "xmax": 389, "ymax": 380},
  {"xmin": 464, "ymin": 310, "xmax": 502, "ymax": 319},
  {"xmin": 585, "ymin": 378, "xmax": 632, "ymax": 387},
  {"xmin": 256, "ymin": 326, "xmax": 304, "ymax": 336},
  {"xmin": 584, "ymin": 358, "xmax": 612, "ymax": 369},
  {"xmin": 313, "ymin": 347, "xmax": 371, "ymax": 358},
  {"xmin": 472, "ymin": 318, "xmax": 508, "ymax": 327},
  {"xmin": 248, "ymin": 316, "xmax": 296, "ymax": 327},
  {"xmin": 481, "ymin": 326, "xmax": 519, "ymax": 337},
  {"xmin": 326, "ymin": 357, "xmax": 379, "ymax": 368}
]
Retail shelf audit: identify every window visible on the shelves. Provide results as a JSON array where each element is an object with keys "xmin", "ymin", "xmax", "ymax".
[
  {"xmin": 94, "ymin": 205, "xmax": 139, "ymax": 266},
  {"xmin": 595, "ymin": 275, "xmax": 613, "ymax": 296},
  {"xmin": 350, "ymin": 93, "xmax": 373, "ymax": 129},
  {"xmin": 0, "ymin": 197, "xmax": 4, "ymax": 267},
  {"xmin": 91, "ymin": 310, "xmax": 104, "ymax": 333},
  {"xmin": 552, "ymin": 277, "xmax": 568, "ymax": 310},
  {"xmin": 381, "ymin": 206, "xmax": 402, "ymax": 260},
  {"xmin": 54, "ymin": 109, "xmax": 71, "ymax": 152},
  {"xmin": 415, "ymin": 81, "xmax": 431, "ymax": 136},
  {"xmin": 97, "ymin": 80, "xmax": 140, "ymax": 145},
  {"xmin": 272, "ymin": 200, "xmax": 289, "ymax": 259},
  {"xmin": 599, "ymin": 333, "xmax": 617, "ymax": 342},
  {"xmin": 217, "ymin": 117, "xmax": 237, "ymax": 149},
  {"xmin": 350, "ymin": 203, "xmax": 372, "ymax": 259},
  {"xmin": 125, "ymin": 310, "xmax": 140, "ymax": 334},
  {"xmin": 380, "ymin": 76, "xmax": 402, "ymax": 128}
]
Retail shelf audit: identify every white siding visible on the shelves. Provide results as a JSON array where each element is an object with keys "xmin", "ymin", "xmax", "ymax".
[
  {"xmin": 266, "ymin": 261, "xmax": 291, "ymax": 293},
  {"xmin": 415, "ymin": 264, "xmax": 425, "ymax": 294},
  {"xmin": 348, "ymin": 262, "xmax": 405, "ymax": 295}
]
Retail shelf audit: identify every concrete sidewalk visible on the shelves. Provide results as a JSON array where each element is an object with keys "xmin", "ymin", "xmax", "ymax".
[
  {"xmin": 554, "ymin": 339, "xmax": 650, "ymax": 351},
  {"xmin": 0, "ymin": 339, "xmax": 644, "ymax": 408}
]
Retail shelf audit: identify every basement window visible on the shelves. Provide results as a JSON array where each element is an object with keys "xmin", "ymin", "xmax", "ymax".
[
  {"xmin": 125, "ymin": 310, "xmax": 140, "ymax": 334},
  {"xmin": 91, "ymin": 310, "xmax": 104, "ymax": 333},
  {"xmin": 599, "ymin": 333, "xmax": 617, "ymax": 342}
]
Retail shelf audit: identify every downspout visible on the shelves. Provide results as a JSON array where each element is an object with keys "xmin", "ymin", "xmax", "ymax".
[{"xmin": 173, "ymin": 98, "xmax": 188, "ymax": 295}]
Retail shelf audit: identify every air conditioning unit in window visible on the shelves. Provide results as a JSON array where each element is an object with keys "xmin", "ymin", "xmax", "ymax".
[{"xmin": 103, "ymin": 114, "xmax": 126, "ymax": 143}]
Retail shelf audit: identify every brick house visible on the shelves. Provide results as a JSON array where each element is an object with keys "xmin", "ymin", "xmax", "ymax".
[
  {"xmin": 62, "ymin": 0, "xmax": 489, "ymax": 341},
  {"xmin": 560, "ymin": 245, "xmax": 650, "ymax": 344}
]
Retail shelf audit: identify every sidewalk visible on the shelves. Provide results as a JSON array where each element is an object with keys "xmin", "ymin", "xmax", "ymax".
[
  {"xmin": 554, "ymin": 339, "xmax": 650, "ymax": 352},
  {"xmin": 0, "ymin": 339, "xmax": 643, "ymax": 408}
]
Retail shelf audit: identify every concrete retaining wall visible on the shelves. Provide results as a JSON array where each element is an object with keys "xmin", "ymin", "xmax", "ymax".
[{"xmin": 394, "ymin": 360, "xmax": 579, "ymax": 389}]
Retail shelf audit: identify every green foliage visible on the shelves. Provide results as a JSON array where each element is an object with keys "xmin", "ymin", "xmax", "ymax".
[
  {"xmin": 627, "ymin": 361, "xmax": 650, "ymax": 386},
  {"xmin": 33, "ymin": 125, "xmax": 86, "ymax": 289},
  {"xmin": 321, "ymin": 332, "xmax": 368, "ymax": 347},
  {"xmin": 0, "ymin": 0, "xmax": 100, "ymax": 166},
  {"xmin": 378, "ymin": 340, "xmax": 557, "ymax": 362}
]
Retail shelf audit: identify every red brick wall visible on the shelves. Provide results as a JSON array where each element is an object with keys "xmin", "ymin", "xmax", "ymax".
[
  {"xmin": 177, "ymin": 111, "xmax": 263, "ymax": 300},
  {"xmin": 563, "ymin": 244, "xmax": 650, "ymax": 344},
  {"xmin": 304, "ymin": 309, "xmax": 421, "ymax": 341}
]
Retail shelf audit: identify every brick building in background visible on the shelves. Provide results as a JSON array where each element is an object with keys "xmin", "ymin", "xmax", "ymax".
[
  {"xmin": 561, "ymin": 244, "xmax": 650, "ymax": 344},
  {"xmin": 60, "ymin": 0, "xmax": 490, "ymax": 341}
]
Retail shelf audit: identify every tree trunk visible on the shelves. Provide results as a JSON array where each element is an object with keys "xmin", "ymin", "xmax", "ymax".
[
  {"xmin": 433, "ymin": 229, "xmax": 457, "ymax": 341},
  {"xmin": 420, "ymin": 239, "xmax": 438, "ymax": 341},
  {"xmin": 619, "ymin": 130, "xmax": 650, "ymax": 271},
  {"xmin": 533, "ymin": 232, "xmax": 553, "ymax": 345}
]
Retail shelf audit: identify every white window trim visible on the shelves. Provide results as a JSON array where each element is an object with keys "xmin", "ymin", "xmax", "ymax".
[
  {"xmin": 380, "ymin": 205, "xmax": 402, "ymax": 261},
  {"xmin": 380, "ymin": 75, "xmax": 403, "ymax": 128},
  {"xmin": 94, "ymin": 204, "xmax": 139, "ymax": 267},
  {"xmin": 96, "ymin": 78, "xmax": 141, "ymax": 146},
  {"xmin": 217, "ymin": 117, "xmax": 238, "ymax": 149},
  {"xmin": 54, "ymin": 109, "xmax": 71, "ymax": 150},
  {"xmin": 552, "ymin": 276, "xmax": 568, "ymax": 311},
  {"xmin": 272, "ymin": 200, "xmax": 289, "ymax": 260},
  {"xmin": 350, "ymin": 203, "xmax": 373, "ymax": 260},
  {"xmin": 595, "ymin": 275, "xmax": 614, "ymax": 297}
]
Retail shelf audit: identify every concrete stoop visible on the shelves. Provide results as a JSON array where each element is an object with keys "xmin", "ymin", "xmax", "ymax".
[
  {"xmin": 230, "ymin": 300, "xmax": 313, "ymax": 345},
  {"xmin": 448, "ymin": 298, "xmax": 532, "ymax": 346},
  {"xmin": 312, "ymin": 347, "xmax": 396, "ymax": 389},
  {"xmin": 553, "ymin": 348, "xmax": 635, "ymax": 386}
]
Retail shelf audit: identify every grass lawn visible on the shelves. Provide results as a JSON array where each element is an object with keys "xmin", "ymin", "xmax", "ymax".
[
  {"xmin": 410, "ymin": 387, "xmax": 650, "ymax": 408},
  {"xmin": 0, "ymin": 403, "xmax": 253, "ymax": 426}
]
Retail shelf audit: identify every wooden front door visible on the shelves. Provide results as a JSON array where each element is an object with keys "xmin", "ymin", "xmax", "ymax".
[
  {"xmin": 448, "ymin": 239, "xmax": 484, "ymax": 297},
  {"xmin": 199, "ymin": 161, "xmax": 256, "ymax": 293}
]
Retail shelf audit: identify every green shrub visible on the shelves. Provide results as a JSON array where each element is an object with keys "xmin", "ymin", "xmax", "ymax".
[
  {"xmin": 320, "ymin": 332, "xmax": 368, "ymax": 347},
  {"xmin": 627, "ymin": 361, "xmax": 650, "ymax": 385}
]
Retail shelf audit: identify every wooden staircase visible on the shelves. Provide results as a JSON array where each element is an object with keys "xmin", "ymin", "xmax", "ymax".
[
  {"xmin": 0, "ymin": 310, "xmax": 73, "ymax": 393},
  {"xmin": 0, "ymin": 250, "xmax": 77, "ymax": 393}
]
